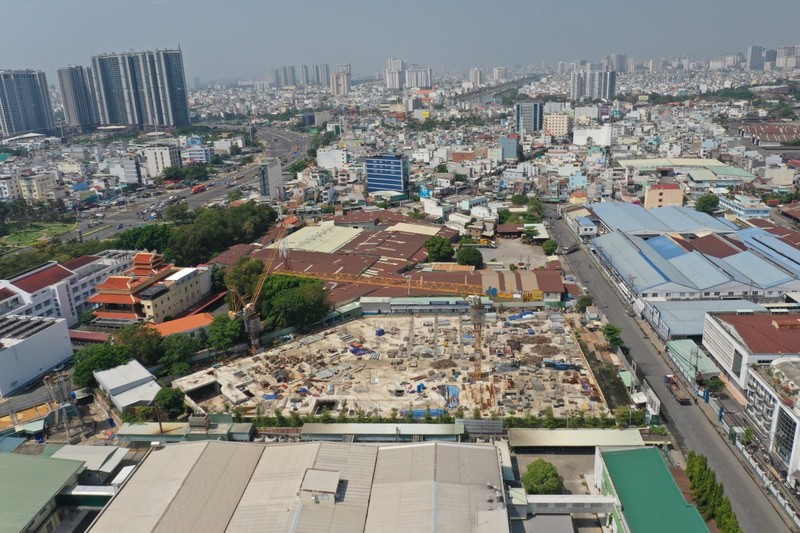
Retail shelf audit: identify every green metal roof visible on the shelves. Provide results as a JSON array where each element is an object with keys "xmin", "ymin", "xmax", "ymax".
[
  {"xmin": 0, "ymin": 452, "xmax": 83, "ymax": 532},
  {"xmin": 0, "ymin": 154, "xmax": 11, "ymax": 163},
  {"xmin": 666, "ymin": 339, "xmax": 720, "ymax": 379},
  {"xmin": 602, "ymin": 447, "xmax": 708, "ymax": 533}
]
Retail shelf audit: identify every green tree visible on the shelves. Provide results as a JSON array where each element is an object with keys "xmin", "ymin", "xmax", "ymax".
[
  {"xmin": 522, "ymin": 226, "xmax": 539, "ymax": 243},
  {"xmin": 210, "ymin": 264, "xmax": 227, "ymax": 293},
  {"xmin": 162, "ymin": 203, "xmax": 194, "ymax": 225},
  {"xmin": 224, "ymin": 257, "xmax": 266, "ymax": 309},
  {"xmin": 542, "ymin": 239, "xmax": 559, "ymax": 255},
  {"xmin": 79, "ymin": 308, "xmax": 96, "ymax": 326},
  {"xmin": 114, "ymin": 224, "xmax": 174, "ymax": 253},
  {"xmin": 154, "ymin": 387, "xmax": 186, "ymax": 420},
  {"xmin": 267, "ymin": 282, "xmax": 331, "ymax": 330},
  {"xmin": 162, "ymin": 166, "xmax": 183, "ymax": 182},
  {"xmin": 208, "ymin": 315, "xmax": 247, "ymax": 350},
  {"xmin": 456, "ymin": 246, "xmax": 484, "ymax": 268},
  {"xmin": 705, "ymin": 376, "xmax": 726, "ymax": 395},
  {"xmin": 575, "ymin": 295, "xmax": 594, "ymax": 313},
  {"xmin": 72, "ymin": 344, "xmax": 132, "ymax": 387},
  {"xmin": 742, "ymin": 426, "xmax": 755, "ymax": 446},
  {"xmin": 434, "ymin": 163, "xmax": 448, "ymax": 173},
  {"xmin": 159, "ymin": 334, "xmax": 202, "ymax": 375},
  {"xmin": 113, "ymin": 323, "xmax": 163, "ymax": 366},
  {"xmin": 228, "ymin": 189, "xmax": 244, "ymax": 202},
  {"xmin": 522, "ymin": 459, "xmax": 564, "ymax": 494},
  {"xmin": 695, "ymin": 194, "xmax": 720, "ymax": 214},
  {"xmin": 425, "ymin": 235, "xmax": 455, "ymax": 262},
  {"xmin": 510, "ymin": 194, "xmax": 529, "ymax": 206},
  {"xmin": 601, "ymin": 324, "xmax": 624, "ymax": 349}
]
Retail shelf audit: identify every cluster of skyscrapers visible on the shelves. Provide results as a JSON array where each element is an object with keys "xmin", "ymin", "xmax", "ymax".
[
  {"xmin": 0, "ymin": 48, "xmax": 189, "ymax": 138},
  {"xmin": 746, "ymin": 45, "xmax": 800, "ymax": 70},
  {"xmin": 272, "ymin": 64, "xmax": 330, "ymax": 88},
  {"xmin": 384, "ymin": 58, "xmax": 433, "ymax": 91},
  {"xmin": 569, "ymin": 69, "xmax": 617, "ymax": 102}
]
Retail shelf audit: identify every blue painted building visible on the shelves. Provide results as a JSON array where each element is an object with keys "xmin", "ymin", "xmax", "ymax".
[{"xmin": 365, "ymin": 154, "xmax": 409, "ymax": 193}]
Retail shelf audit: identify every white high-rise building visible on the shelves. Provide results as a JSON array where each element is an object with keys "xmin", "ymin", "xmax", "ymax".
[
  {"xmin": 404, "ymin": 67, "xmax": 432, "ymax": 89},
  {"xmin": 469, "ymin": 68, "xmax": 483, "ymax": 88},
  {"xmin": 145, "ymin": 145, "xmax": 181, "ymax": 178},
  {"xmin": 385, "ymin": 57, "xmax": 406, "ymax": 91},
  {"xmin": 331, "ymin": 70, "xmax": 351, "ymax": 96}
]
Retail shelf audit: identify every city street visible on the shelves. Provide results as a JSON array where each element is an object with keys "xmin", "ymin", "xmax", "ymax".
[{"xmin": 547, "ymin": 214, "xmax": 794, "ymax": 533}]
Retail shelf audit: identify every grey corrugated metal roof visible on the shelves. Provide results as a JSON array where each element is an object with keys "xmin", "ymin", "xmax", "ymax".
[
  {"xmin": 88, "ymin": 441, "xmax": 209, "ymax": 533},
  {"xmin": 365, "ymin": 442, "xmax": 508, "ymax": 533},
  {"xmin": 50, "ymin": 445, "xmax": 129, "ymax": 473},
  {"xmin": 647, "ymin": 300, "xmax": 765, "ymax": 337},
  {"xmin": 153, "ymin": 442, "xmax": 263, "ymax": 533},
  {"xmin": 301, "ymin": 423, "xmax": 457, "ymax": 437}
]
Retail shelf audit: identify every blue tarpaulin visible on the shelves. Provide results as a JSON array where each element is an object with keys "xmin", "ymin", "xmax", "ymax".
[{"xmin": 262, "ymin": 394, "xmax": 279, "ymax": 400}]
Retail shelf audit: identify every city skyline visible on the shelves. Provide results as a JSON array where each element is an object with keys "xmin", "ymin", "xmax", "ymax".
[{"xmin": 1, "ymin": 0, "xmax": 799, "ymax": 82}]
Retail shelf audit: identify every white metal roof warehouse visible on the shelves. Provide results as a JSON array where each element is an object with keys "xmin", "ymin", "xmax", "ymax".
[
  {"xmin": 508, "ymin": 428, "xmax": 645, "ymax": 449},
  {"xmin": 88, "ymin": 440, "xmax": 508, "ymax": 533}
]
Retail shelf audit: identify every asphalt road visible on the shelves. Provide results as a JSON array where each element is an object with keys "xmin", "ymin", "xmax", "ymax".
[
  {"xmin": 547, "ymin": 213, "xmax": 793, "ymax": 533},
  {"xmin": 53, "ymin": 127, "xmax": 308, "ymax": 245}
]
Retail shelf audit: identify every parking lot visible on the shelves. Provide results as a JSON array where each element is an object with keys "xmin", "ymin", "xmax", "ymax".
[{"xmin": 481, "ymin": 238, "xmax": 549, "ymax": 270}]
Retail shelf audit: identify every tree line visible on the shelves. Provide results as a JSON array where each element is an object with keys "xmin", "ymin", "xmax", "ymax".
[
  {"xmin": 686, "ymin": 451, "xmax": 743, "ymax": 533},
  {"xmin": 115, "ymin": 201, "xmax": 277, "ymax": 265},
  {"xmin": 72, "ymin": 315, "xmax": 247, "ymax": 387}
]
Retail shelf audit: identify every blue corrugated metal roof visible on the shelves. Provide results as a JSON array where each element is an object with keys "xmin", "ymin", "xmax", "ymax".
[
  {"xmin": 721, "ymin": 251, "xmax": 793, "ymax": 288},
  {"xmin": 591, "ymin": 202, "xmax": 735, "ymax": 235},
  {"xmin": 648, "ymin": 235, "xmax": 687, "ymax": 260},
  {"xmin": 593, "ymin": 232, "xmax": 668, "ymax": 291},
  {"xmin": 669, "ymin": 252, "xmax": 730, "ymax": 290}
]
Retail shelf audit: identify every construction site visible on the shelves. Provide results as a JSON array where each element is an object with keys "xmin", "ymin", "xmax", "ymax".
[{"xmin": 174, "ymin": 307, "xmax": 609, "ymax": 421}]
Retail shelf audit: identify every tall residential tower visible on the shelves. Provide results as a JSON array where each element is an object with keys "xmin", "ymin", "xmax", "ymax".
[
  {"xmin": 91, "ymin": 48, "xmax": 190, "ymax": 129},
  {"xmin": 0, "ymin": 70, "xmax": 54, "ymax": 137},
  {"xmin": 57, "ymin": 66, "xmax": 99, "ymax": 131}
]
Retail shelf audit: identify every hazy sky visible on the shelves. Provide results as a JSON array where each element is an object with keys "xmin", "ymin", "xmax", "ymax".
[{"xmin": 1, "ymin": 0, "xmax": 798, "ymax": 83}]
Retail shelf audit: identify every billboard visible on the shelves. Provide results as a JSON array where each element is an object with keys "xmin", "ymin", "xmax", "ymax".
[{"xmin": 419, "ymin": 185, "xmax": 432, "ymax": 199}]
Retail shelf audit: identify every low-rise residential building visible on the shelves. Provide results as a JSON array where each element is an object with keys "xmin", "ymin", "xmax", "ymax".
[
  {"xmin": 145, "ymin": 145, "xmax": 181, "ymax": 178},
  {"xmin": 0, "ymin": 314, "xmax": 72, "ymax": 396},
  {"xmin": 718, "ymin": 194, "xmax": 771, "ymax": 219},
  {"xmin": 18, "ymin": 173, "xmax": 63, "ymax": 202},
  {"xmin": 643, "ymin": 183, "xmax": 683, "ymax": 209}
]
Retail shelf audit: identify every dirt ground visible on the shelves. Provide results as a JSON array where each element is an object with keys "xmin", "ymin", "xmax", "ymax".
[{"xmin": 482, "ymin": 238, "xmax": 549, "ymax": 269}]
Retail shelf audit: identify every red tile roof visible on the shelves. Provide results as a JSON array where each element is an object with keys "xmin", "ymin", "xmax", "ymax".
[
  {"xmin": 676, "ymin": 234, "xmax": 745, "ymax": 258},
  {"xmin": 150, "ymin": 313, "xmax": 215, "ymax": 336},
  {"xmin": 714, "ymin": 313, "xmax": 800, "ymax": 355},
  {"xmin": 207, "ymin": 244, "xmax": 257, "ymax": 268},
  {"xmin": 94, "ymin": 311, "xmax": 139, "ymax": 320},
  {"xmin": 87, "ymin": 293, "xmax": 139, "ymax": 305},
  {"xmin": 96, "ymin": 276, "xmax": 135, "ymax": 291},
  {"xmin": 69, "ymin": 330, "xmax": 110, "ymax": 343},
  {"xmin": 62, "ymin": 255, "xmax": 100, "ymax": 271},
  {"xmin": 534, "ymin": 269, "xmax": 566, "ymax": 293},
  {"xmin": 0, "ymin": 287, "xmax": 17, "ymax": 301},
  {"xmin": 12, "ymin": 264, "xmax": 74, "ymax": 293}
]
